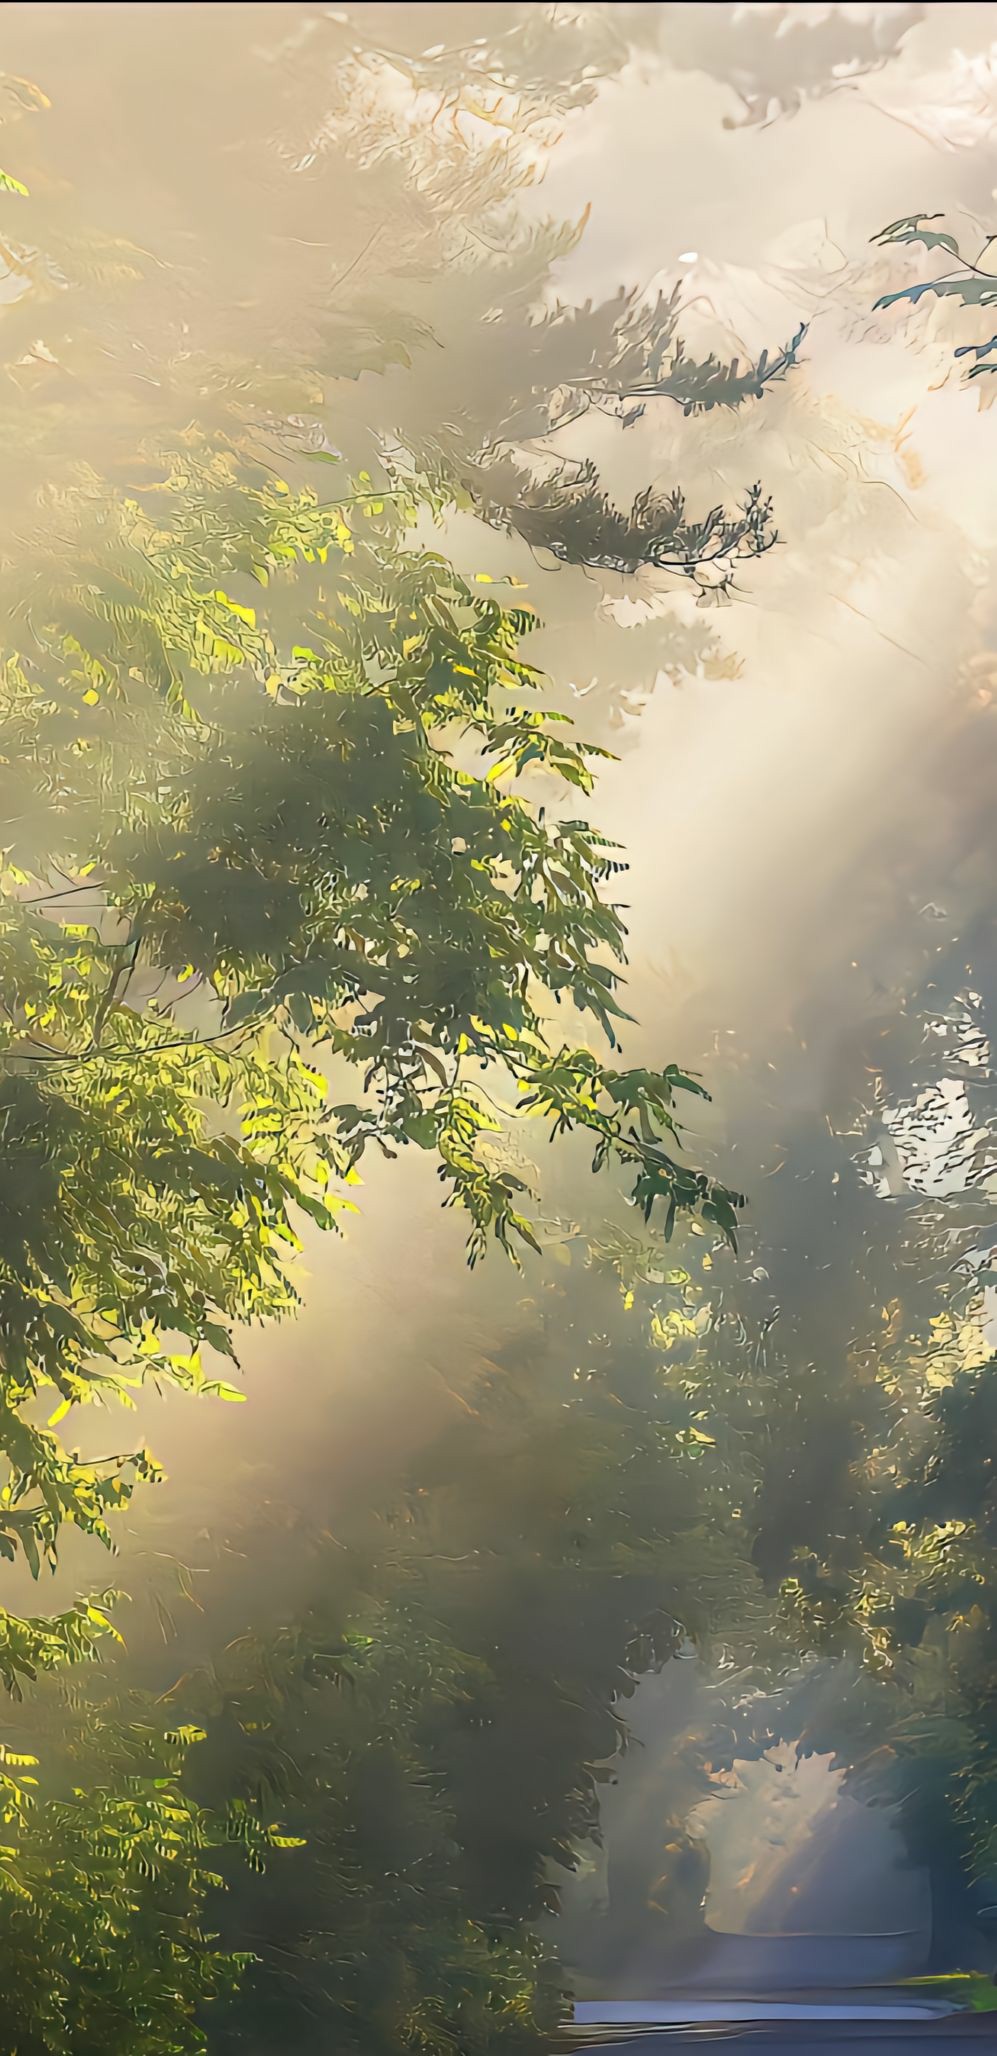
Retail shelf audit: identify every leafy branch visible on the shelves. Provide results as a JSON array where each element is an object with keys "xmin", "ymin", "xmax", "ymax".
[{"xmin": 873, "ymin": 217, "xmax": 997, "ymax": 381}]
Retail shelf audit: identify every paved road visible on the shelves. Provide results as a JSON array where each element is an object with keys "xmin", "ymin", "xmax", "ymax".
[{"xmin": 563, "ymin": 2025, "xmax": 995, "ymax": 2051}]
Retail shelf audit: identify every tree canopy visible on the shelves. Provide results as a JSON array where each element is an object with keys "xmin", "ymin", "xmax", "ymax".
[{"xmin": 0, "ymin": 5, "xmax": 994, "ymax": 2051}]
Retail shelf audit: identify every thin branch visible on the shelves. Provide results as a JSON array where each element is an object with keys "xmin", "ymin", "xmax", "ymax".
[
  {"xmin": 90, "ymin": 927, "xmax": 143, "ymax": 1051},
  {"xmin": 17, "ymin": 882, "xmax": 108, "ymax": 907},
  {"xmin": 0, "ymin": 1009, "xmax": 270, "ymax": 1073}
]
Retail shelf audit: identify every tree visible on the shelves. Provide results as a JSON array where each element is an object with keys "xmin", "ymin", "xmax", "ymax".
[
  {"xmin": 0, "ymin": 5, "xmax": 785, "ymax": 531},
  {"xmin": 0, "ymin": 1708, "xmax": 299, "ymax": 2055},
  {"xmin": 108, "ymin": 1226, "xmax": 762, "ymax": 2054},
  {"xmin": 657, "ymin": 649, "xmax": 997, "ymax": 1956},
  {"xmin": 475, "ymin": 462, "xmax": 777, "ymax": 592},
  {"xmin": 375, "ymin": 272, "xmax": 794, "ymax": 592},
  {"xmin": 0, "ymin": 0, "xmax": 795, "ymax": 835},
  {"xmin": 872, "ymin": 215, "xmax": 997, "ymax": 390},
  {"xmin": 728, "ymin": 239, "xmax": 997, "ymax": 1935},
  {"xmin": 0, "ymin": 31, "xmax": 777, "ymax": 2033},
  {"xmin": 0, "ymin": 9, "xmax": 803, "ymax": 2042},
  {"xmin": 0, "ymin": 430, "xmax": 749, "ymax": 1674},
  {"xmin": 662, "ymin": 2, "xmax": 924, "ymax": 130}
]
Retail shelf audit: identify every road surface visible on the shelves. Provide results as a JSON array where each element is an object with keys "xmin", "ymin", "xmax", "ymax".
[{"xmin": 563, "ymin": 2024, "xmax": 996, "ymax": 2051}]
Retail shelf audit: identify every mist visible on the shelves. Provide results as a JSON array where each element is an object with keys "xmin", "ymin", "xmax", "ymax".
[{"xmin": 2, "ymin": 5, "xmax": 997, "ymax": 2049}]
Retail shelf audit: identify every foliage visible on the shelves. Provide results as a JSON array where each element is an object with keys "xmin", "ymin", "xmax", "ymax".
[
  {"xmin": 4, "ymin": 8, "xmax": 993, "ymax": 2048},
  {"xmin": 0, "ymin": 1591, "xmax": 120, "ymax": 1702},
  {"xmin": 900, "ymin": 1975, "xmax": 997, "ymax": 2014},
  {"xmin": 175, "ymin": 1609, "xmax": 557, "ymax": 2056},
  {"xmin": 0, "ymin": 1711, "xmax": 298, "ymax": 2055},
  {"xmin": 478, "ymin": 289, "xmax": 804, "ymax": 432},
  {"xmin": 483, "ymin": 467, "xmax": 776, "ymax": 591},
  {"xmin": 148, "ymin": 1235, "xmax": 764, "ymax": 2052},
  {"xmin": 643, "ymin": 327, "xmax": 807, "ymax": 419},
  {"xmin": 0, "ymin": 11, "xmax": 795, "ymax": 2044},
  {"xmin": 663, "ymin": 696, "xmax": 997, "ymax": 1943},
  {"xmin": 0, "ymin": 2, "xmax": 786, "ymax": 575},
  {"xmin": 383, "ymin": 274, "xmax": 793, "ymax": 591},
  {"xmin": 0, "ymin": 5, "xmax": 792, "ymax": 670},
  {"xmin": 664, "ymin": 2, "xmax": 924, "ymax": 129},
  {"xmin": 0, "ymin": 442, "xmax": 749, "ymax": 1696},
  {"xmin": 873, "ymin": 217, "xmax": 997, "ymax": 383}
]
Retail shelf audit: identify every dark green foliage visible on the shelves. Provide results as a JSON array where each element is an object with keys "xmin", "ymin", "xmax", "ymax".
[
  {"xmin": 0, "ymin": 1713, "xmax": 297, "ymax": 2055},
  {"xmin": 0, "ymin": 441, "xmax": 745, "ymax": 1651},
  {"xmin": 5, "ymin": 9, "xmax": 983, "ymax": 2047},
  {"xmin": 484, "ymin": 466, "xmax": 776, "ymax": 588},
  {"xmin": 649, "ymin": 327, "xmax": 807, "ymax": 417},
  {"xmin": 0, "ymin": 11, "xmax": 796, "ymax": 2044},
  {"xmin": 0, "ymin": 443, "xmax": 751, "ymax": 2040},
  {"xmin": 399, "ymin": 278, "xmax": 794, "ymax": 585},
  {"xmin": 151, "ymin": 1239, "xmax": 763, "ymax": 2052}
]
